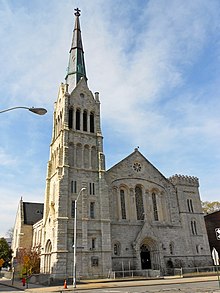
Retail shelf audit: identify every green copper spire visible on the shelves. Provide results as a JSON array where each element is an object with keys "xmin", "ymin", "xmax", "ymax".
[{"xmin": 65, "ymin": 8, "xmax": 87, "ymax": 92}]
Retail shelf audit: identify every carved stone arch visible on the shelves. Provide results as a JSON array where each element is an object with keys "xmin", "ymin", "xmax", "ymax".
[
  {"xmin": 151, "ymin": 187, "xmax": 160, "ymax": 194},
  {"xmin": 76, "ymin": 143, "xmax": 82, "ymax": 168},
  {"xmin": 139, "ymin": 237, "xmax": 159, "ymax": 270},
  {"xmin": 84, "ymin": 144, "xmax": 90, "ymax": 168}
]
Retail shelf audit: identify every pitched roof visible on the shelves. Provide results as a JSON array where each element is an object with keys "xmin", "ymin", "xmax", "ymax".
[{"xmin": 23, "ymin": 202, "xmax": 44, "ymax": 225}]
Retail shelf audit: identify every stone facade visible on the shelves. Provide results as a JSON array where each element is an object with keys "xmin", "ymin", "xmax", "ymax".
[
  {"xmin": 106, "ymin": 151, "xmax": 212, "ymax": 274},
  {"xmin": 12, "ymin": 10, "xmax": 212, "ymax": 280}
]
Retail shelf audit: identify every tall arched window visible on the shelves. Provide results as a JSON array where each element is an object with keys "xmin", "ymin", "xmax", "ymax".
[
  {"xmin": 90, "ymin": 112, "xmax": 94, "ymax": 133},
  {"xmin": 68, "ymin": 109, "xmax": 73, "ymax": 129},
  {"xmin": 76, "ymin": 109, "xmax": 81, "ymax": 130},
  {"xmin": 120, "ymin": 189, "xmax": 126, "ymax": 220},
  {"xmin": 83, "ymin": 110, "xmax": 88, "ymax": 131},
  {"xmin": 44, "ymin": 240, "xmax": 52, "ymax": 273},
  {"xmin": 152, "ymin": 192, "xmax": 159, "ymax": 221},
  {"xmin": 135, "ymin": 186, "xmax": 144, "ymax": 220}
]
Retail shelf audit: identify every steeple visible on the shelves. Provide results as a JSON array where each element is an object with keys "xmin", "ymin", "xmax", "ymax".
[{"xmin": 65, "ymin": 8, "xmax": 87, "ymax": 93}]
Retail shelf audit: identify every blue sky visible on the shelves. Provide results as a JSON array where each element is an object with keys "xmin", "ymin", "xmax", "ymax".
[{"xmin": 0, "ymin": 0, "xmax": 220, "ymax": 237}]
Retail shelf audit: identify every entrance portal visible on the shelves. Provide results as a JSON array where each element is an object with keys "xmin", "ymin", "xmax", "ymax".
[{"xmin": 140, "ymin": 244, "xmax": 151, "ymax": 269}]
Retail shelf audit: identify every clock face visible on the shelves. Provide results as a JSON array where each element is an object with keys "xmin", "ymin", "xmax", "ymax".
[{"xmin": 133, "ymin": 162, "xmax": 142, "ymax": 173}]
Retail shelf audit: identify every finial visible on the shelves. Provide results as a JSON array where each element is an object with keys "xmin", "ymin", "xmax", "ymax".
[{"xmin": 74, "ymin": 8, "xmax": 81, "ymax": 17}]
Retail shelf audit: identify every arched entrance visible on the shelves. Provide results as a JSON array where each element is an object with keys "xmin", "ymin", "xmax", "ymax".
[{"xmin": 140, "ymin": 244, "xmax": 151, "ymax": 269}]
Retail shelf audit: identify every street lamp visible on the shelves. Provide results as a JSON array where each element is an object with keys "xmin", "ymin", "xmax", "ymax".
[
  {"xmin": 0, "ymin": 106, "xmax": 47, "ymax": 115},
  {"xmin": 73, "ymin": 187, "xmax": 86, "ymax": 288}
]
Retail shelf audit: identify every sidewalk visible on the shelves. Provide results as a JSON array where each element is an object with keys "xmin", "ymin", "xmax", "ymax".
[{"xmin": 1, "ymin": 275, "xmax": 220, "ymax": 292}]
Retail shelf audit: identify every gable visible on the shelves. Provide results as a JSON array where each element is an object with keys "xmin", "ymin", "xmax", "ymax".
[
  {"xmin": 106, "ymin": 149, "xmax": 168, "ymax": 186},
  {"xmin": 69, "ymin": 77, "xmax": 97, "ymax": 108}
]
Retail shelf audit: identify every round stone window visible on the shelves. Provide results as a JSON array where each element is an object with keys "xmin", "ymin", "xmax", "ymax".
[{"xmin": 133, "ymin": 162, "xmax": 142, "ymax": 172}]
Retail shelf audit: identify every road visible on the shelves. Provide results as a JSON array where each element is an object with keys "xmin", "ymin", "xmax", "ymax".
[
  {"xmin": 0, "ymin": 283, "xmax": 23, "ymax": 292},
  {"xmin": 72, "ymin": 280, "xmax": 220, "ymax": 293}
]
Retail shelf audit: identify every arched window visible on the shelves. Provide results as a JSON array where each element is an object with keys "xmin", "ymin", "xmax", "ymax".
[
  {"xmin": 187, "ymin": 199, "xmax": 194, "ymax": 213},
  {"xmin": 191, "ymin": 220, "xmax": 197, "ymax": 235},
  {"xmin": 90, "ymin": 202, "xmax": 95, "ymax": 219},
  {"xmin": 113, "ymin": 242, "xmax": 121, "ymax": 256},
  {"xmin": 68, "ymin": 109, "xmax": 73, "ymax": 129},
  {"xmin": 120, "ymin": 189, "xmax": 126, "ymax": 220},
  {"xmin": 152, "ymin": 192, "xmax": 159, "ymax": 221},
  {"xmin": 44, "ymin": 240, "xmax": 52, "ymax": 273},
  {"xmin": 90, "ymin": 112, "xmax": 94, "ymax": 133},
  {"xmin": 83, "ymin": 110, "xmax": 87, "ymax": 131},
  {"xmin": 76, "ymin": 109, "xmax": 81, "ymax": 130},
  {"xmin": 135, "ymin": 186, "xmax": 144, "ymax": 220}
]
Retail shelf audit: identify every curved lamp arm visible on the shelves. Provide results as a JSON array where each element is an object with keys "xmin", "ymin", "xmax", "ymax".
[{"xmin": 0, "ymin": 106, "xmax": 47, "ymax": 115}]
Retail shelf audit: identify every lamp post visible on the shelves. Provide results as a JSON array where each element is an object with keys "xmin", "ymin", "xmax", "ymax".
[
  {"xmin": 73, "ymin": 187, "xmax": 86, "ymax": 288},
  {"xmin": 0, "ymin": 106, "xmax": 47, "ymax": 115}
]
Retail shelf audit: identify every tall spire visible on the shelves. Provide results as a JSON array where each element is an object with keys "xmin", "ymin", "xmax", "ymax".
[{"xmin": 65, "ymin": 8, "xmax": 87, "ymax": 92}]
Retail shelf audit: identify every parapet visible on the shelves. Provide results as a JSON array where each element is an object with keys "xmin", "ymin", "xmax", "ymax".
[{"xmin": 168, "ymin": 174, "xmax": 199, "ymax": 187}]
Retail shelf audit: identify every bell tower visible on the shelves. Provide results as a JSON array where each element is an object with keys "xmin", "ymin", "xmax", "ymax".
[{"xmin": 41, "ymin": 9, "xmax": 111, "ymax": 279}]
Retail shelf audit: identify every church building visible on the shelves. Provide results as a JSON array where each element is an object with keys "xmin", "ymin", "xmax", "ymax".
[{"xmin": 12, "ymin": 9, "xmax": 212, "ymax": 281}]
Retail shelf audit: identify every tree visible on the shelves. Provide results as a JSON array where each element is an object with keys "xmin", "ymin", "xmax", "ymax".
[
  {"xmin": 0, "ymin": 237, "xmax": 13, "ymax": 269},
  {"xmin": 202, "ymin": 201, "xmax": 220, "ymax": 214},
  {"xmin": 17, "ymin": 246, "xmax": 41, "ymax": 276},
  {"xmin": 6, "ymin": 227, "xmax": 14, "ymax": 239}
]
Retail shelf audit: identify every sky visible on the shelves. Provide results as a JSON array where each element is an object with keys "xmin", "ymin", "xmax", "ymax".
[{"xmin": 0, "ymin": 0, "xmax": 220, "ymax": 237}]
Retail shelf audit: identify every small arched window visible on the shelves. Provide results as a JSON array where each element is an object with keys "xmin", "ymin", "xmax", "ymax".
[
  {"xmin": 113, "ymin": 242, "xmax": 121, "ymax": 256},
  {"xmin": 169, "ymin": 242, "xmax": 174, "ymax": 255}
]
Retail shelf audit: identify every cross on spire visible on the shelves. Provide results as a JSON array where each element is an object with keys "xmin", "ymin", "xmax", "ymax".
[{"xmin": 74, "ymin": 8, "xmax": 81, "ymax": 17}]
